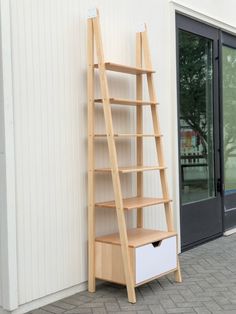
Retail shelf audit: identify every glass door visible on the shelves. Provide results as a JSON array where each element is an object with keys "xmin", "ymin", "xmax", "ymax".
[
  {"xmin": 177, "ymin": 15, "xmax": 223, "ymax": 250},
  {"xmin": 222, "ymin": 32, "xmax": 236, "ymax": 230}
]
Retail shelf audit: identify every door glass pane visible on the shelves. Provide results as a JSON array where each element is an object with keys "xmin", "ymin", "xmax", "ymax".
[
  {"xmin": 179, "ymin": 30, "xmax": 215, "ymax": 204},
  {"xmin": 223, "ymin": 46, "xmax": 236, "ymax": 195}
]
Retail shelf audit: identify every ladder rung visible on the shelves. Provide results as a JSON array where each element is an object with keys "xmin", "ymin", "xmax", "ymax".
[
  {"xmin": 94, "ymin": 98, "xmax": 158, "ymax": 106},
  {"xmin": 95, "ymin": 197, "xmax": 171, "ymax": 210},
  {"xmin": 95, "ymin": 166, "xmax": 166, "ymax": 174},
  {"xmin": 94, "ymin": 62, "xmax": 155, "ymax": 75},
  {"xmin": 94, "ymin": 133, "xmax": 162, "ymax": 138}
]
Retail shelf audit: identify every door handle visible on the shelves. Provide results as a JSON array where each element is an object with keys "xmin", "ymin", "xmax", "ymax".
[{"xmin": 216, "ymin": 178, "xmax": 223, "ymax": 192}]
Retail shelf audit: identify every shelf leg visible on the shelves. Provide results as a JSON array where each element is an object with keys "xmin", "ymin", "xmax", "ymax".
[
  {"xmin": 87, "ymin": 17, "xmax": 96, "ymax": 293},
  {"xmin": 175, "ymin": 257, "xmax": 182, "ymax": 283},
  {"xmin": 92, "ymin": 12, "xmax": 136, "ymax": 303},
  {"xmin": 136, "ymin": 32, "xmax": 143, "ymax": 229}
]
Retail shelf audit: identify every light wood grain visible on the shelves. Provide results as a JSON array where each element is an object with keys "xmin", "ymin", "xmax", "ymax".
[
  {"xmin": 95, "ymin": 242, "xmax": 135, "ymax": 285},
  {"xmin": 87, "ymin": 17, "xmax": 95, "ymax": 293},
  {"xmin": 94, "ymin": 165, "xmax": 166, "ymax": 173},
  {"xmin": 94, "ymin": 62, "xmax": 154, "ymax": 75},
  {"xmin": 95, "ymin": 196, "xmax": 171, "ymax": 210},
  {"xmin": 174, "ymin": 234, "xmax": 182, "ymax": 283},
  {"xmin": 94, "ymin": 98, "xmax": 157, "ymax": 106},
  {"xmin": 89, "ymin": 13, "xmax": 181, "ymax": 302},
  {"xmin": 96, "ymin": 228, "xmax": 177, "ymax": 247},
  {"xmin": 92, "ymin": 11, "xmax": 136, "ymax": 303},
  {"xmin": 136, "ymin": 31, "xmax": 143, "ymax": 228},
  {"xmin": 94, "ymin": 133, "xmax": 162, "ymax": 138}
]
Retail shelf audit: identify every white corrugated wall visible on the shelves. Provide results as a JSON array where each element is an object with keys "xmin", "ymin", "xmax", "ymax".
[
  {"xmin": 0, "ymin": 34, "xmax": 4, "ymax": 307},
  {"xmin": 9, "ymin": 0, "xmax": 173, "ymax": 305}
]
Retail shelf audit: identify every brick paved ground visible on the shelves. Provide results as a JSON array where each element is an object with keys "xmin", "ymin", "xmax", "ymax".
[{"xmin": 31, "ymin": 234, "xmax": 236, "ymax": 314}]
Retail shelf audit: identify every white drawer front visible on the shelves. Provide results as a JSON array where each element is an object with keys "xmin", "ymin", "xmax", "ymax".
[{"xmin": 135, "ymin": 236, "xmax": 177, "ymax": 284}]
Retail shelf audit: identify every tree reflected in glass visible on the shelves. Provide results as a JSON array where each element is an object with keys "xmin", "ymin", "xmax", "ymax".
[
  {"xmin": 179, "ymin": 30, "xmax": 215, "ymax": 204},
  {"xmin": 223, "ymin": 46, "xmax": 236, "ymax": 192}
]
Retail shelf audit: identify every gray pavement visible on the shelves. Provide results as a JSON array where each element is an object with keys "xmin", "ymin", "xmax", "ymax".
[{"xmin": 30, "ymin": 234, "xmax": 236, "ymax": 314}]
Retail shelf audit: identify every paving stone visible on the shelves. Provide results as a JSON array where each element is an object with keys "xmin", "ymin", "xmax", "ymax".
[
  {"xmin": 104, "ymin": 303, "xmax": 120, "ymax": 312},
  {"xmin": 120, "ymin": 304, "xmax": 148, "ymax": 311},
  {"xmin": 169, "ymin": 295, "xmax": 185, "ymax": 303},
  {"xmin": 81, "ymin": 304, "xmax": 104, "ymax": 309},
  {"xmin": 31, "ymin": 310, "xmax": 52, "ymax": 314},
  {"xmin": 61, "ymin": 298, "xmax": 84, "ymax": 307},
  {"xmin": 193, "ymin": 307, "xmax": 212, "ymax": 314},
  {"xmin": 64, "ymin": 309, "xmax": 92, "ymax": 314},
  {"xmin": 148, "ymin": 304, "xmax": 166, "ymax": 313},
  {"xmin": 92, "ymin": 308, "xmax": 107, "ymax": 314},
  {"xmin": 106, "ymin": 312, "xmax": 136, "ymax": 314},
  {"xmin": 176, "ymin": 302, "xmax": 202, "ymax": 308},
  {"xmin": 41, "ymin": 305, "xmax": 66, "ymax": 314},
  {"xmin": 75, "ymin": 296, "xmax": 95, "ymax": 302},
  {"xmin": 51, "ymin": 301, "xmax": 76, "ymax": 311},
  {"xmin": 222, "ymin": 304, "xmax": 236, "ymax": 310},
  {"xmin": 166, "ymin": 308, "xmax": 195, "ymax": 313},
  {"xmin": 30, "ymin": 234, "xmax": 236, "ymax": 314},
  {"xmin": 212, "ymin": 311, "xmax": 236, "ymax": 314},
  {"xmin": 94, "ymin": 298, "xmax": 117, "ymax": 303},
  {"xmin": 160, "ymin": 299, "xmax": 176, "ymax": 309},
  {"xmin": 213, "ymin": 296, "xmax": 230, "ymax": 305},
  {"xmin": 203, "ymin": 300, "xmax": 222, "ymax": 311}
]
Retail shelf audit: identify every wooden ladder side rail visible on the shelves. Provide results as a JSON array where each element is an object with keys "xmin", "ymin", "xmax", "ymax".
[
  {"xmin": 141, "ymin": 26, "xmax": 182, "ymax": 283},
  {"xmin": 87, "ymin": 17, "xmax": 95, "ymax": 293},
  {"xmin": 136, "ymin": 32, "xmax": 143, "ymax": 228},
  {"xmin": 90, "ymin": 10, "xmax": 136, "ymax": 303}
]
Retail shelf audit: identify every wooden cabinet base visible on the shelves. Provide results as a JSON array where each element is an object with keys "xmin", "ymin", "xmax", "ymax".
[{"xmin": 95, "ymin": 231, "xmax": 177, "ymax": 286}]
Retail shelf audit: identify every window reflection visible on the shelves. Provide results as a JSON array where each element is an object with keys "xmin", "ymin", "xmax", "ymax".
[
  {"xmin": 179, "ymin": 30, "xmax": 215, "ymax": 204},
  {"xmin": 223, "ymin": 46, "xmax": 236, "ymax": 194}
]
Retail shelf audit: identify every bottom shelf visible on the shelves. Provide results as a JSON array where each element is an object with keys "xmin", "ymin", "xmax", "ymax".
[
  {"xmin": 96, "ymin": 228, "xmax": 176, "ymax": 247},
  {"xmin": 95, "ymin": 228, "xmax": 177, "ymax": 286}
]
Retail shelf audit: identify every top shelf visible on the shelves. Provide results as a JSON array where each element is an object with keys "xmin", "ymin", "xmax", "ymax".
[{"xmin": 94, "ymin": 62, "xmax": 155, "ymax": 75}]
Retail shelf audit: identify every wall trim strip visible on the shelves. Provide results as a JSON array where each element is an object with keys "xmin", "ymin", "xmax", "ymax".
[
  {"xmin": 170, "ymin": 0, "xmax": 236, "ymax": 34},
  {"xmin": 0, "ymin": 0, "xmax": 18, "ymax": 310}
]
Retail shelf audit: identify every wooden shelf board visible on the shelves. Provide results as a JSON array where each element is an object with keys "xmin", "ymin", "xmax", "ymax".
[
  {"xmin": 94, "ymin": 98, "xmax": 158, "ymax": 106},
  {"xmin": 95, "ymin": 228, "xmax": 177, "ymax": 248},
  {"xmin": 94, "ymin": 133, "xmax": 162, "ymax": 138},
  {"xmin": 95, "ymin": 165, "xmax": 166, "ymax": 173},
  {"xmin": 94, "ymin": 62, "xmax": 155, "ymax": 75},
  {"xmin": 95, "ymin": 196, "xmax": 171, "ymax": 210}
]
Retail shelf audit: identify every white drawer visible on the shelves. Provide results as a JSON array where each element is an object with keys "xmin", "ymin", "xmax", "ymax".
[{"xmin": 135, "ymin": 236, "xmax": 177, "ymax": 284}]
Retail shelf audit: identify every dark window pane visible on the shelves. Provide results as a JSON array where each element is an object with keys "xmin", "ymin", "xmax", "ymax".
[
  {"xmin": 179, "ymin": 30, "xmax": 215, "ymax": 204},
  {"xmin": 223, "ymin": 46, "xmax": 236, "ymax": 195}
]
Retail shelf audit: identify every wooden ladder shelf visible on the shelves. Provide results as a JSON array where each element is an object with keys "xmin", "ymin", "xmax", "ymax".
[{"xmin": 87, "ymin": 9, "xmax": 182, "ymax": 303}]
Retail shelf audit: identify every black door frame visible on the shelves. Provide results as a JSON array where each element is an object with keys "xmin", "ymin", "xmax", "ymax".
[
  {"xmin": 220, "ymin": 31, "xmax": 236, "ymax": 230},
  {"xmin": 176, "ymin": 14, "xmax": 224, "ymax": 251}
]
